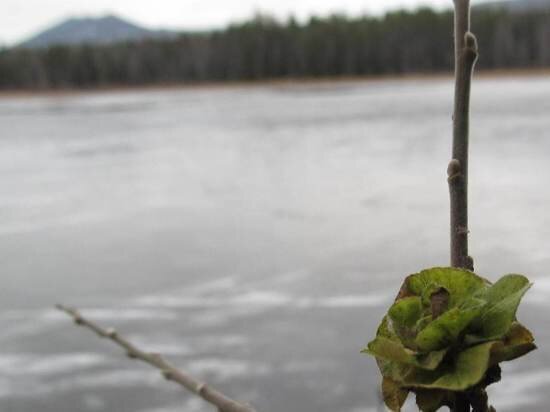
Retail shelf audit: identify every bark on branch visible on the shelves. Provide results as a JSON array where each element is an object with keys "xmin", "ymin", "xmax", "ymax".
[
  {"xmin": 55, "ymin": 304, "xmax": 257, "ymax": 412},
  {"xmin": 449, "ymin": 0, "xmax": 478, "ymax": 271},
  {"xmin": 448, "ymin": 2, "xmax": 496, "ymax": 412}
]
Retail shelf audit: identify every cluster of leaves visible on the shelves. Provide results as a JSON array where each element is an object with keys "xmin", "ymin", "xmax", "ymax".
[{"xmin": 362, "ymin": 267, "xmax": 536, "ymax": 411}]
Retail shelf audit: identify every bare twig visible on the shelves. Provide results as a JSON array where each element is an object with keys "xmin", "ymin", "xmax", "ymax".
[
  {"xmin": 448, "ymin": 0, "xmax": 478, "ymax": 271},
  {"xmin": 448, "ymin": 2, "xmax": 480, "ymax": 411},
  {"xmin": 448, "ymin": 2, "xmax": 497, "ymax": 412},
  {"xmin": 55, "ymin": 304, "xmax": 257, "ymax": 412}
]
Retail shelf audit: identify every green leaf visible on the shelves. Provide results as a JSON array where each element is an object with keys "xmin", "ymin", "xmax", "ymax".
[
  {"xmin": 406, "ymin": 268, "xmax": 489, "ymax": 308},
  {"xmin": 364, "ymin": 337, "xmax": 413, "ymax": 363},
  {"xmin": 415, "ymin": 307, "xmax": 480, "ymax": 352},
  {"xmin": 476, "ymin": 275, "xmax": 532, "ymax": 339},
  {"xmin": 490, "ymin": 322, "xmax": 537, "ymax": 363},
  {"xmin": 389, "ymin": 297, "xmax": 424, "ymax": 328},
  {"xmin": 376, "ymin": 356, "xmax": 414, "ymax": 385},
  {"xmin": 403, "ymin": 342, "xmax": 495, "ymax": 391},
  {"xmin": 483, "ymin": 274, "xmax": 530, "ymax": 306},
  {"xmin": 364, "ymin": 336, "xmax": 447, "ymax": 370},
  {"xmin": 365, "ymin": 316, "xmax": 416, "ymax": 383},
  {"xmin": 388, "ymin": 296, "xmax": 424, "ymax": 348},
  {"xmin": 382, "ymin": 377, "xmax": 409, "ymax": 412},
  {"xmin": 375, "ymin": 315, "xmax": 398, "ymax": 341}
]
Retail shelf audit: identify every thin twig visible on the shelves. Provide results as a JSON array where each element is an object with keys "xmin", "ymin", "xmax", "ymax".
[
  {"xmin": 449, "ymin": 0, "xmax": 478, "ymax": 271},
  {"xmin": 449, "ymin": 1, "xmax": 479, "ymax": 411},
  {"xmin": 55, "ymin": 304, "xmax": 257, "ymax": 412},
  {"xmin": 448, "ymin": 2, "xmax": 498, "ymax": 411}
]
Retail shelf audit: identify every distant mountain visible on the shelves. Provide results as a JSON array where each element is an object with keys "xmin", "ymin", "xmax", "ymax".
[
  {"xmin": 20, "ymin": 15, "xmax": 176, "ymax": 48},
  {"xmin": 477, "ymin": 0, "xmax": 550, "ymax": 11}
]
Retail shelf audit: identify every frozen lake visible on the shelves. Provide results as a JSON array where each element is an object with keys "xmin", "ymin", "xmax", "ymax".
[{"xmin": 0, "ymin": 76, "xmax": 549, "ymax": 411}]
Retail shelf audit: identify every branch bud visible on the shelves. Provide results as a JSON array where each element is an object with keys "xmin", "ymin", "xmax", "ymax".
[
  {"xmin": 464, "ymin": 32, "xmax": 479, "ymax": 65},
  {"xmin": 447, "ymin": 159, "xmax": 462, "ymax": 181},
  {"xmin": 106, "ymin": 328, "xmax": 118, "ymax": 338},
  {"xmin": 430, "ymin": 287, "xmax": 450, "ymax": 319}
]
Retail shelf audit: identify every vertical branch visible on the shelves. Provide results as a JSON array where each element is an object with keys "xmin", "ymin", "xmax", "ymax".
[
  {"xmin": 449, "ymin": 2, "xmax": 478, "ymax": 411},
  {"xmin": 448, "ymin": 0, "xmax": 478, "ymax": 271}
]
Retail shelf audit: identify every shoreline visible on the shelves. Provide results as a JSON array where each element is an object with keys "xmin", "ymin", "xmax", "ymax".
[{"xmin": 1, "ymin": 68, "xmax": 550, "ymax": 98}]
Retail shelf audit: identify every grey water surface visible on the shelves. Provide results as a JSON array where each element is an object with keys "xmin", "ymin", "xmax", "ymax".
[{"xmin": 1, "ymin": 77, "xmax": 549, "ymax": 412}]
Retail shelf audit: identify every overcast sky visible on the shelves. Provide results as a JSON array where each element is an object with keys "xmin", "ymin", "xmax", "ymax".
[{"xmin": 2, "ymin": 0, "xmax": 481, "ymax": 45}]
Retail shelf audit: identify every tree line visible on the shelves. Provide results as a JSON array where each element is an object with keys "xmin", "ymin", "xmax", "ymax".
[{"xmin": 1, "ymin": 7, "xmax": 550, "ymax": 89}]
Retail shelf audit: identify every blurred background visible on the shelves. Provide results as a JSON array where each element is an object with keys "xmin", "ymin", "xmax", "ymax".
[{"xmin": 1, "ymin": 0, "xmax": 550, "ymax": 411}]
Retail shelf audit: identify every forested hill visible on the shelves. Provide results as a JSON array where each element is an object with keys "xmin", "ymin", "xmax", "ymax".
[
  {"xmin": 20, "ymin": 15, "xmax": 175, "ymax": 48},
  {"xmin": 2, "ymin": 7, "xmax": 550, "ymax": 90}
]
